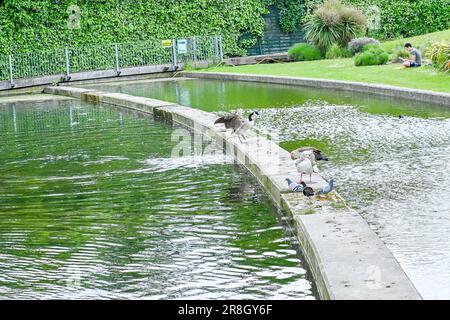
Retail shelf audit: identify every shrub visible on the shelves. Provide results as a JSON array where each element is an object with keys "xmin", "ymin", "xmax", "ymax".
[
  {"xmin": 325, "ymin": 43, "xmax": 352, "ymax": 59},
  {"xmin": 288, "ymin": 43, "xmax": 322, "ymax": 61},
  {"xmin": 355, "ymin": 45, "xmax": 389, "ymax": 66},
  {"xmin": 426, "ymin": 42, "xmax": 450, "ymax": 72},
  {"xmin": 304, "ymin": 0, "xmax": 367, "ymax": 52},
  {"xmin": 390, "ymin": 46, "xmax": 410, "ymax": 62},
  {"xmin": 347, "ymin": 37, "xmax": 380, "ymax": 55},
  {"xmin": 362, "ymin": 43, "xmax": 380, "ymax": 52}
]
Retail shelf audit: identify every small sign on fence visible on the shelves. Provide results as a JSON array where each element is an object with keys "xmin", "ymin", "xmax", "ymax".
[
  {"xmin": 161, "ymin": 39, "xmax": 172, "ymax": 48},
  {"xmin": 177, "ymin": 39, "xmax": 187, "ymax": 54}
]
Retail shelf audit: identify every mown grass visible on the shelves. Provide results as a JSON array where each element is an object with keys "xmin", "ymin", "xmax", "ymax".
[
  {"xmin": 381, "ymin": 29, "xmax": 450, "ymax": 52},
  {"xmin": 201, "ymin": 30, "xmax": 450, "ymax": 93}
]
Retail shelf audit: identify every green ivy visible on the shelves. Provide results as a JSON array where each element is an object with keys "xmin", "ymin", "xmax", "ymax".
[
  {"xmin": 0, "ymin": 0, "xmax": 271, "ymax": 56},
  {"xmin": 276, "ymin": 0, "xmax": 305, "ymax": 33}
]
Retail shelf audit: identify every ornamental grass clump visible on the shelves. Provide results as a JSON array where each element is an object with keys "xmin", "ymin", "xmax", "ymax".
[
  {"xmin": 304, "ymin": 0, "xmax": 367, "ymax": 53},
  {"xmin": 288, "ymin": 43, "xmax": 322, "ymax": 61},
  {"xmin": 426, "ymin": 42, "xmax": 450, "ymax": 73},
  {"xmin": 325, "ymin": 43, "xmax": 352, "ymax": 59}
]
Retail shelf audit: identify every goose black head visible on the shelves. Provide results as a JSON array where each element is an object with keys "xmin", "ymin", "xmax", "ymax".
[{"xmin": 248, "ymin": 111, "xmax": 260, "ymax": 121}]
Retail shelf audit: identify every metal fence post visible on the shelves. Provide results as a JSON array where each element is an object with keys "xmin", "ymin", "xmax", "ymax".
[
  {"xmin": 218, "ymin": 34, "xmax": 224, "ymax": 61},
  {"xmin": 8, "ymin": 55, "xmax": 15, "ymax": 88},
  {"xmin": 115, "ymin": 44, "xmax": 121, "ymax": 76},
  {"xmin": 214, "ymin": 35, "xmax": 219, "ymax": 61},
  {"xmin": 172, "ymin": 39, "xmax": 177, "ymax": 69},
  {"xmin": 192, "ymin": 36, "xmax": 197, "ymax": 62},
  {"xmin": 65, "ymin": 47, "xmax": 71, "ymax": 81}
]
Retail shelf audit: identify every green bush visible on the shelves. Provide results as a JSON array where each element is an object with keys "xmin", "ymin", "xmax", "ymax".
[
  {"xmin": 426, "ymin": 42, "xmax": 450, "ymax": 72},
  {"xmin": 304, "ymin": 0, "xmax": 367, "ymax": 52},
  {"xmin": 288, "ymin": 43, "xmax": 322, "ymax": 61},
  {"xmin": 325, "ymin": 43, "xmax": 352, "ymax": 59},
  {"xmin": 347, "ymin": 37, "xmax": 380, "ymax": 55},
  {"xmin": 362, "ymin": 43, "xmax": 380, "ymax": 52},
  {"xmin": 354, "ymin": 45, "xmax": 389, "ymax": 66}
]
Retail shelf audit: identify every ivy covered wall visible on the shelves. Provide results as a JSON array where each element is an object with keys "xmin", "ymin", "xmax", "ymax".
[{"xmin": 0, "ymin": 0, "xmax": 272, "ymax": 56}]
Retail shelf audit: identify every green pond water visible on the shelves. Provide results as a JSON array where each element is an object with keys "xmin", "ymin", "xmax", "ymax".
[
  {"xmin": 0, "ymin": 99, "xmax": 315, "ymax": 299},
  {"xmin": 85, "ymin": 78, "xmax": 450, "ymax": 299}
]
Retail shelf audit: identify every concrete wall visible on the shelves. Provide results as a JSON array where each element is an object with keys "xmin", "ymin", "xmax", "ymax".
[
  {"xmin": 182, "ymin": 72, "xmax": 450, "ymax": 106},
  {"xmin": 43, "ymin": 85, "xmax": 422, "ymax": 300}
]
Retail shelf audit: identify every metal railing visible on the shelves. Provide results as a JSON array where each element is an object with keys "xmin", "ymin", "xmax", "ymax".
[{"xmin": 0, "ymin": 35, "xmax": 223, "ymax": 87}]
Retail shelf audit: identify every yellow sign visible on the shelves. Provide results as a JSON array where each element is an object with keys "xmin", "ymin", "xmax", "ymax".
[{"xmin": 162, "ymin": 39, "xmax": 172, "ymax": 48}]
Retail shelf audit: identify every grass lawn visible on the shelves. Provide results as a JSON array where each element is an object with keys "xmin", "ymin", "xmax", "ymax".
[
  {"xmin": 203, "ymin": 59, "xmax": 450, "ymax": 93},
  {"xmin": 201, "ymin": 30, "xmax": 450, "ymax": 94},
  {"xmin": 381, "ymin": 29, "xmax": 450, "ymax": 52}
]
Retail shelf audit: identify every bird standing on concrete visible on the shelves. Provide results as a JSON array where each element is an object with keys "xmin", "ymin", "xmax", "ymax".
[
  {"xmin": 295, "ymin": 151, "xmax": 315, "ymax": 182},
  {"xmin": 302, "ymin": 184, "xmax": 315, "ymax": 197},
  {"xmin": 286, "ymin": 178, "xmax": 305, "ymax": 192},
  {"xmin": 317, "ymin": 178, "xmax": 334, "ymax": 195},
  {"xmin": 214, "ymin": 111, "xmax": 259, "ymax": 143},
  {"xmin": 290, "ymin": 147, "xmax": 328, "ymax": 162},
  {"xmin": 286, "ymin": 178, "xmax": 315, "ymax": 197}
]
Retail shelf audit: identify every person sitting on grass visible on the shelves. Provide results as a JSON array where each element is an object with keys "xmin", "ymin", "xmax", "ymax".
[{"xmin": 402, "ymin": 43, "xmax": 422, "ymax": 68}]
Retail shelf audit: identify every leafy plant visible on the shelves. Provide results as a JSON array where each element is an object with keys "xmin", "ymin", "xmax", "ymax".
[
  {"xmin": 288, "ymin": 43, "xmax": 322, "ymax": 61},
  {"xmin": 347, "ymin": 37, "xmax": 380, "ymax": 55},
  {"xmin": 426, "ymin": 42, "xmax": 450, "ymax": 73},
  {"xmin": 304, "ymin": 0, "xmax": 367, "ymax": 52},
  {"xmin": 0, "ymin": 0, "xmax": 270, "ymax": 57},
  {"xmin": 325, "ymin": 43, "xmax": 352, "ymax": 59},
  {"xmin": 276, "ymin": 0, "xmax": 305, "ymax": 33},
  {"xmin": 354, "ymin": 45, "xmax": 388, "ymax": 66}
]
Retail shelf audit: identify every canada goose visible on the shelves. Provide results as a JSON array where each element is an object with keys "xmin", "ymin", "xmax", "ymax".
[
  {"xmin": 295, "ymin": 151, "xmax": 314, "ymax": 183},
  {"xmin": 290, "ymin": 147, "xmax": 328, "ymax": 162},
  {"xmin": 214, "ymin": 111, "xmax": 259, "ymax": 143}
]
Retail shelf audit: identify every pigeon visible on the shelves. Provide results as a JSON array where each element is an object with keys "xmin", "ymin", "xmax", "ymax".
[
  {"xmin": 214, "ymin": 111, "xmax": 259, "ymax": 143},
  {"xmin": 286, "ymin": 178, "xmax": 315, "ymax": 197},
  {"xmin": 295, "ymin": 151, "xmax": 315, "ymax": 182},
  {"xmin": 302, "ymin": 184, "xmax": 315, "ymax": 197},
  {"xmin": 317, "ymin": 178, "xmax": 334, "ymax": 195},
  {"xmin": 290, "ymin": 147, "xmax": 328, "ymax": 161},
  {"xmin": 286, "ymin": 178, "xmax": 305, "ymax": 192}
]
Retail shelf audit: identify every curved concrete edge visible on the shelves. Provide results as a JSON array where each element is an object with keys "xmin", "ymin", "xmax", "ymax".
[
  {"xmin": 181, "ymin": 72, "xmax": 450, "ymax": 106},
  {"xmin": 43, "ymin": 85, "xmax": 422, "ymax": 300}
]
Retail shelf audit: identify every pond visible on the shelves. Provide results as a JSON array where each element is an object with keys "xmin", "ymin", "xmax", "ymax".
[
  {"xmin": 85, "ymin": 78, "xmax": 450, "ymax": 299},
  {"xmin": 0, "ymin": 98, "xmax": 315, "ymax": 299}
]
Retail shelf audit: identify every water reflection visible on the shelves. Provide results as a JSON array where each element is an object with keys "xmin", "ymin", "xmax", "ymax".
[{"xmin": 0, "ymin": 100, "xmax": 315, "ymax": 299}]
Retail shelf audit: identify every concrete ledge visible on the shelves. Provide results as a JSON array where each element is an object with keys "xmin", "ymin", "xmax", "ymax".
[
  {"xmin": 182, "ymin": 72, "xmax": 450, "ymax": 106},
  {"xmin": 44, "ymin": 85, "xmax": 422, "ymax": 300},
  {"xmin": 223, "ymin": 53, "xmax": 292, "ymax": 66}
]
